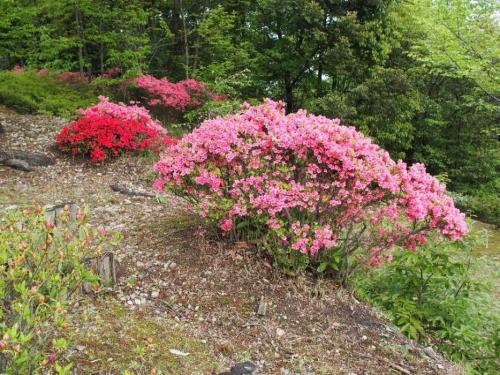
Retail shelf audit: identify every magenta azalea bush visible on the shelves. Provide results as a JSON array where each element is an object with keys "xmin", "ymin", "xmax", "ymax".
[
  {"xmin": 154, "ymin": 100, "xmax": 467, "ymax": 282},
  {"xmin": 135, "ymin": 74, "xmax": 223, "ymax": 112}
]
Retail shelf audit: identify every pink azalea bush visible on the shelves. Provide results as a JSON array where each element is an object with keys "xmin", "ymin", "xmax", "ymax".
[
  {"xmin": 154, "ymin": 100, "xmax": 467, "ymax": 282},
  {"xmin": 135, "ymin": 74, "xmax": 220, "ymax": 112}
]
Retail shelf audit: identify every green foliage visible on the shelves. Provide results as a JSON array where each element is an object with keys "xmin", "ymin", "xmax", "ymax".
[
  {"xmin": 0, "ymin": 71, "xmax": 94, "ymax": 117},
  {"xmin": 449, "ymin": 189, "xmax": 500, "ymax": 227},
  {"xmin": 0, "ymin": 206, "xmax": 109, "ymax": 373},
  {"xmin": 354, "ymin": 230, "xmax": 499, "ymax": 373},
  {"xmin": 183, "ymin": 99, "xmax": 242, "ymax": 125},
  {"xmin": 307, "ymin": 67, "xmax": 421, "ymax": 159}
]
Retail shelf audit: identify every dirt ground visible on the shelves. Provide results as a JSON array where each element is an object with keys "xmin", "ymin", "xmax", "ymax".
[{"xmin": 0, "ymin": 107, "xmax": 464, "ymax": 374}]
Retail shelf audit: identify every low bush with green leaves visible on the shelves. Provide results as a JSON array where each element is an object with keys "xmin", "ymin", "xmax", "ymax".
[
  {"xmin": 0, "ymin": 206, "xmax": 116, "ymax": 374},
  {"xmin": 354, "ymin": 229, "xmax": 499, "ymax": 374},
  {"xmin": 0, "ymin": 71, "xmax": 94, "ymax": 117}
]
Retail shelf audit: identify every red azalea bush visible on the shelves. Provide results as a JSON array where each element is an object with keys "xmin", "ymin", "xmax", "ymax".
[
  {"xmin": 56, "ymin": 96, "xmax": 175, "ymax": 162},
  {"xmin": 99, "ymin": 67, "xmax": 123, "ymax": 79},
  {"xmin": 55, "ymin": 71, "xmax": 89, "ymax": 84},
  {"xmin": 12, "ymin": 65, "xmax": 24, "ymax": 73},
  {"xmin": 135, "ymin": 74, "xmax": 221, "ymax": 112},
  {"xmin": 154, "ymin": 100, "xmax": 468, "ymax": 282}
]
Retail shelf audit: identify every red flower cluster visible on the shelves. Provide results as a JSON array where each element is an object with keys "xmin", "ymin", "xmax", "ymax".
[{"xmin": 56, "ymin": 113, "xmax": 166, "ymax": 162}]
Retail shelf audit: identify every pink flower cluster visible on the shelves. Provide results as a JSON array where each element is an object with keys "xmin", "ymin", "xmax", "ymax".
[
  {"xmin": 135, "ymin": 74, "xmax": 220, "ymax": 111},
  {"xmin": 154, "ymin": 100, "xmax": 467, "ymax": 268}
]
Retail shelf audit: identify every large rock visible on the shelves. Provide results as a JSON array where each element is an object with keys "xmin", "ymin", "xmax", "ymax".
[{"xmin": 0, "ymin": 149, "xmax": 54, "ymax": 171}]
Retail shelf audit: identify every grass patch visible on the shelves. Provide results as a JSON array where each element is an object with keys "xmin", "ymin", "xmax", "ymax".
[
  {"xmin": 0, "ymin": 71, "xmax": 95, "ymax": 117},
  {"xmin": 69, "ymin": 299, "xmax": 223, "ymax": 374}
]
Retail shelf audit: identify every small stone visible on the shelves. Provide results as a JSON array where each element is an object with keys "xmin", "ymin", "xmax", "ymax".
[
  {"xmin": 424, "ymin": 346, "xmax": 438, "ymax": 360},
  {"xmin": 230, "ymin": 361, "xmax": 257, "ymax": 375},
  {"xmin": 151, "ymin": 290, "xmax": 160, "ymax": 299},
  {"xmin": 276, "ymin": 328, "xmax": 285, "ymax": 337}
]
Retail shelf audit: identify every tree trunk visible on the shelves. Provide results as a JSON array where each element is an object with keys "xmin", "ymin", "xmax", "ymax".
[
  {"xmin": 317, "ymin": 59, "xmax": 323, "ymax": 96},
  {"xmin": 99, "ymin": 17, "xmax": 104, "ymax": 74},
  {"xmin": 179, "ymin": 0, "xmax": 189, "ymax": 79},
  {"xmin": 75, "ymin": 5, "xmax": 85, "ymax": 78},
  {"xmin": 284, "ymin": 74, "xmax": 294, "ymax": 114}
]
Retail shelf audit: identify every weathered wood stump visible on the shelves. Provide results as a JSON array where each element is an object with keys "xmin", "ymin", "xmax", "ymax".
[
  {"xmin": 82, "ymin": 252, "xmax": 119, "ymax": 290},
  {"xmin": 44, "ymin": 202, "xmax": 78, "ymax": 226}
]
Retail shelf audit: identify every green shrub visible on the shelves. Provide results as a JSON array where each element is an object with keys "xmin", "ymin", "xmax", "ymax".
[
  {"xmin": 182, "ymin": 99, "xmax": 241, "ymax": 127},
  {"xmin": 0, "ymin": 71, "xmax": 94, "ymax": 117},
  {"xmin": 354, "ymin": 229, "xmax": 499, "ymax": 374},
  {"xmin": 449, "ymin": 190, "xmax": 500, "ymax": 227},
  {"xmin": 88, "ymin": 75, "xmax": 138, "ymax": 103},
  {"xmin": 0, "ymin": 206, "xmax": 114, "ymax": 373}
]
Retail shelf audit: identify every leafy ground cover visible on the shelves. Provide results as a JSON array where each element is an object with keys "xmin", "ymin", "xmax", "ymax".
[
  {"xmin": 0, "ymin": 108, "xmax": 465, "ymax": 373},
  {"xmin": 0, "ymin": 71, "xmax": 94, "ymax": 117},
  {"xmin": 354, "ymin": 235, "xmax": 499, "ymax": 374}
]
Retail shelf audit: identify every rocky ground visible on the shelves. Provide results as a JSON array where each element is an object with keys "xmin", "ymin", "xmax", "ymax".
[{"xmin": 0, "ymin": 107, "xmax": 464, "ymax": 374}]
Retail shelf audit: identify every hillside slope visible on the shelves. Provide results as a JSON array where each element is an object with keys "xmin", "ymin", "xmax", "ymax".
[{"xmin": 0, "ymin": 107, "xmax": 463, "ymax": 374}]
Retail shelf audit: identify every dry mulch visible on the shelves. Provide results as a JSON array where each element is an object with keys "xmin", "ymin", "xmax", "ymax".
[{"xmin": 0, "ymin": 107, "xmax": 464, "ymax": 374}]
